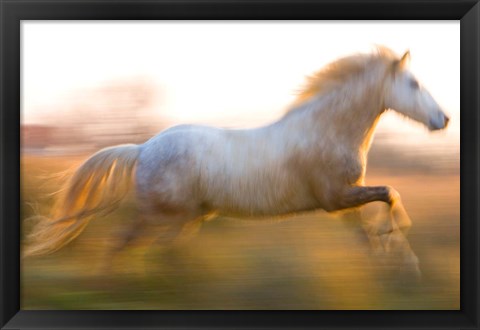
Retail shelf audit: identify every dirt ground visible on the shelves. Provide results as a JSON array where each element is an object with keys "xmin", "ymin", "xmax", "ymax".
[{"xmin": 20, "ymin": 154, "xmax": 459, "ymax": 310}]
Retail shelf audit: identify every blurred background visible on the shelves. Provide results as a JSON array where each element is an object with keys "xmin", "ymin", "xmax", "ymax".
[{"xmin": 21, "ymin": 21, "xmax": 459, "ymax": 310}]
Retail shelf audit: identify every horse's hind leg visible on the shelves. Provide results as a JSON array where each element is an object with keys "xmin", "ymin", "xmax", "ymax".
[
  {"xmin": 115, "ymin": 215, "xmax": 147, "ymax": 250},
  {"xmin": 141, "ymin": 211, "xmax": 206, "ymax": 275},
  {"xmin": 100, "ymin": 210, "xmax": 205, "ymax": 275},
  {"xmin": 148, "ymin": 212, "xmax": 204, "ymax": 250},
  {"xmin": 99, "ymin": 214, "xmax": 147, "ymax": 274}
]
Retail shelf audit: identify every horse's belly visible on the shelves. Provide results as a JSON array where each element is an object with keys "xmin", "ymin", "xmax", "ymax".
[{"xmin": 205, "ymin": 176, "xmax": 318, "ymax": 217}]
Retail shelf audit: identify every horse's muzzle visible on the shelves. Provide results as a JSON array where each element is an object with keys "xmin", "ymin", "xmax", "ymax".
[{"xmin": 429, "ymin": 112, "xmax": 450, "ymax": 131}]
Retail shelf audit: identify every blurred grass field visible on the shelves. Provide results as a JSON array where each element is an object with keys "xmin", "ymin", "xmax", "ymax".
[{"xmin": 20, "ymin": 153, "xmax": 459, "ymax": 310}]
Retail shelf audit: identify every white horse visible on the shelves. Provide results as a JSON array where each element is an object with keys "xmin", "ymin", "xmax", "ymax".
[{"xmin": 24, "ymin": 47, "xmax": 449, "ymax": 275}]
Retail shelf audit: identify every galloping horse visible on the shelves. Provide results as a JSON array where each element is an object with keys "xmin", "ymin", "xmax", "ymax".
[{"xmin": 24, "ymin": 47, "xmax": 449, "ymax": 274}]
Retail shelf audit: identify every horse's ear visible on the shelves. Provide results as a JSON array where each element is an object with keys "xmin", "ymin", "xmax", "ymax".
[
  {"xmin": 399, "ymin": 50, "xmax": 411, "ymax": 67},
  {"xmin": 392, "ymin": 50, "xmax": 410, "ymax": 72}
]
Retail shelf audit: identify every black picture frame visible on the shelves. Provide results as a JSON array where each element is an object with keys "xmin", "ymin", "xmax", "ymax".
[{"xmin": 1, "ymin": 0, "xmax": 479, "ymax": 329}]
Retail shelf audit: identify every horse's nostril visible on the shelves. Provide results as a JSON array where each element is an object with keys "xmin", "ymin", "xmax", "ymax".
[{"xmin": 444, "ymin": 115, "xmax": 450, "ymax": 127}]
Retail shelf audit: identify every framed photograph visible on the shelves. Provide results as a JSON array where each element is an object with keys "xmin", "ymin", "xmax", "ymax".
[{"xmin": 1, "ymin": 0, "xmax": 479, "ymax": 329}]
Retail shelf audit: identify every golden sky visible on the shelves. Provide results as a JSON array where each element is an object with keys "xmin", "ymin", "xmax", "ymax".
[{"xmin": 22, "ymin": 21, "xmax": 459, "ymax": 150}]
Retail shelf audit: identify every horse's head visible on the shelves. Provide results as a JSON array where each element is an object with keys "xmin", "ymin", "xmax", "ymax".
[{"xmin": 384, "ymin": 50, "xmax": 449, "ymax": 131}]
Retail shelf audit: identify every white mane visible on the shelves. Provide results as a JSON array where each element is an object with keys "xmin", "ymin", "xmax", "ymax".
[{"xmin": 288, "ymin": 46, "xmax": 399, "ymax": 111}]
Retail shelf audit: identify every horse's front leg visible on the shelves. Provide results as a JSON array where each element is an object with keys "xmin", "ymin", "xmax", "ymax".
[
  {"xmin": 335, "ymin": 185, "xmax": 412, "ymax": 235},
  {"xmin": 341, "ymin": 208, "xmax": 384, "ymax": 256},
  {"xmin": 333, "ymin": 185, "xmax": 420, "ymax": 280}
]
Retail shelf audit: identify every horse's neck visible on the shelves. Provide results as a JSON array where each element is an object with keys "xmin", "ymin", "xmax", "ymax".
[
  {"xmin": 280, "ymin": 81, "xmax": 384, "ymax": 155},
  {"xmin": 320, "ymin": 89, "xmax": 383, "ymax": 151}
]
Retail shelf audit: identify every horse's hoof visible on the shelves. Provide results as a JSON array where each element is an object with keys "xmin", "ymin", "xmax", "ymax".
[{"xmin": 399, "ymin": 256, "xmax": 422, "ymax": 284}]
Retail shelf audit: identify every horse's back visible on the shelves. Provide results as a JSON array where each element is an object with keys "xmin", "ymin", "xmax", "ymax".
[
  {"xmin": 135, "ymin": 123, "xmax": 317, "ymax": 217},
  {"xmin": 135, "ymin": 124, "xmax": 226, "ymax": 212}
]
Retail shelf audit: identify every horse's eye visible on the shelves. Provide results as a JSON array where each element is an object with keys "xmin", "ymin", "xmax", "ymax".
[{"xmin": 410, "ymin": 79, "xmax": 419, "ymax": 89}]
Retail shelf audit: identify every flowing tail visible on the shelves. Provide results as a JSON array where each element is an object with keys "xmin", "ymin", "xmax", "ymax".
[{"xmin": 23, "ymin": 144, "xmax": 140, "ymax": 258}]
